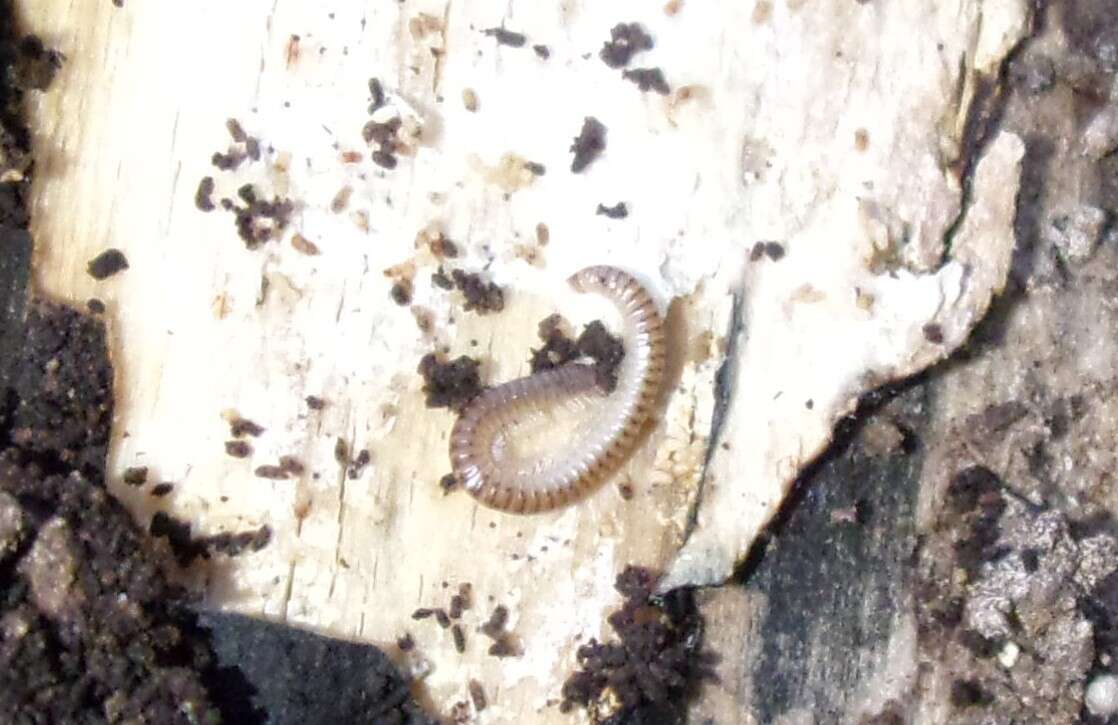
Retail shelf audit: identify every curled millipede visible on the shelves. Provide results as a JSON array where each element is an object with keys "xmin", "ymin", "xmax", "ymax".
[{"xmin": 449, "ymin": 266, "xmax": 666, "ymax": 514}]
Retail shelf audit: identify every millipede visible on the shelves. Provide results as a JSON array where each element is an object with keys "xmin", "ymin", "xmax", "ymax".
[{"xmin": 449, "ymin": 265, "xmax": 666, "ymax": 514}]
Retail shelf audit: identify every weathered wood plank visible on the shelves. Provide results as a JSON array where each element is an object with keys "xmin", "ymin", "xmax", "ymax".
[{"xmin": 18, "ymin": 0, "xmax": 1040, "ymax": 720}]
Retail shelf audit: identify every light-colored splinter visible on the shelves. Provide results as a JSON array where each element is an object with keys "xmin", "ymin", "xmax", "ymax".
[{"xmin": 449, "ymin": 266, "xmax": 666, "ymax": 514}]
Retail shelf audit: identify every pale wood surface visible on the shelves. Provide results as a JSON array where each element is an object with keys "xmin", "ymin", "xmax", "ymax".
[{"xmin": 19, "ymin": 0, "xmax": 1031, "ymax": 720}]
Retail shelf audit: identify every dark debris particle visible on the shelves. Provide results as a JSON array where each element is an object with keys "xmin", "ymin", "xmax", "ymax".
[
  {"xmin": 254, "ymin": 465, "xmax": 288, "ymax": 480},
  {"xmin": 449, "ymin": 594, "xmax": 465, "ymax": 619},
  {"xmin": 204, "ymin": 525, "xmax": 273, "ymax": 557},
  {"xmin": 596, "ymin": 201, "xmax": 629, "ymax": 219},
  {"xmin": 481, "ymin": 605, "xmax": 509, "ymax": 638},
  {"xmin": 306, "ymin": 395, "xmax": 326, "ymax": 410},
  {"xmin": 533, "ymin": 44, "xmax": 550, "ymax": 59},
  {"xmin": 231, "ymin": 193, "xmax": 294, "ymax": 249},
  {"xmin": 578, "ymin": 320, "xmax": 625, "ymax": 392},
  {"xmin": 347, "ymin": 449, "xmax": 371, "ymax": 479},
  {"xmin": 195, "ymin": 176, "xmax": 216, "ymax": 212},
  {"xmin": 450, "ymin": 269, "xmax": 505, "ymax": 314},
  {"xmin": 86, "ymin": 298, "xmax": 106, "ymax": 314},
  {"xmin": 150, "ymin": 482, "xmax": 174, "ymax": 497},
  {"xmin": 397, "ymin": 633, "xmax": 416, "ymax": 651},
  {"xmin": 432, "ymin": 267, "xmax": 454, "ymax": 290},
  {"xmin": 950, "ymin": 679, "xmax": 994, "ymax": 708},
  {"xmin": 363, "ymin": 116, "xmax": 402, "ymax": 170},
  {"xmin": 750, "ymin": 241, "xmax": 766, "ymax": 261},
  {"xmin": 945, "ymin": 466, "xmax": 1007, "ymax": 578},
  {"xmin": 368, "ymin": 77, "xmax": 386, "ymax": 114},
  {"xmin": 150, "ymin": 511, "xmax": 208, "ymax": 567},
  {"xmin": 763, "ymin": 241, "xmax": 785, "ymax": 261},
  {"xmin": 530, "ymin": 314, "xmax": 580, "ymax": 373},
  {"xmin": 570, "ymin": 117, "xmax": 607, "ymax": 173},
  {"xmin": 123, "ymin": 466, "xmax": 149, "ymax": 486},
  {"xmin": 230, "ymin": 417, "xmax": 265, "ymax": 438},
  {"xmin": 430, "ymin": 236, "xmax": 459, "ymax": 258},
  {"xmin": 600, "ymin": 22, "xmax": 654, "ymax": 69},
  {"xmin": 390, "ymin": 279, "xmax": 414, "ymax": 306},
  {"xmin": 527, "ymin": 316, "xmax": 624, "ymax": 392},
  {"xmin": 439, "ymin": 472, "xmax": 459, "ymax": 495},
  {"xmin": 560, "ymin": 566, "xmax": 715, "ymax": 721},
  {"xmin": 211, "ymin": 150, "xmax": 246, "ymax": 171},
  {"xmin": 225, "ymin": 440, "xmax": 252, "ymax": 458},
  {"xmin": 86, "ymin": 248, "xmax": 129, "ymax": 280},
  {"xmin": 622, "ymin": 67, "xmax": 671, "ymax": 95},
  {"xmin": 451, "ymin": 624, "xmax": 466, "ymax": 653},
  {"xmin": 468, "ymin": 679, "xmax": 488, "ymax": 711},
  {"xmin": 487, "ymin": 635, "xmax": 520, "ymax": 658},
  {"xmin": 524, "ymin": 161, "xmax": 546, "ymax": 176},
  {"xmin": 483, "ymin": 27, "xmax": 527, "ymax": 47},
  {"xmin": 372, "ymin": 149, "xmax": 398, "ymax": 169},
  {"xmin": 245, "ymin": 137, "xmax": 261, "ymax": 161},
  {"xmin": 922, "ymin": 323, "xmax": 944, "ymax": 344}
]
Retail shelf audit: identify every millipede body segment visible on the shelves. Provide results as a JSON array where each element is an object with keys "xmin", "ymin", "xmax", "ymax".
[{"xmin": 449, "ymin": 266, "xmax": 666, "ymax": 514}]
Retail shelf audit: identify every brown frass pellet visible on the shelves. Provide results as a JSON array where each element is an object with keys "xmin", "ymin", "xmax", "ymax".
[
  {"xmin": 334, "ymin": 437, "xmax": 349, "ymax": 464},
  {"xmin": 481, "ymin": 605, "xmax": 509, "ymax": 637},
  {"xmin": 225, "ymin": 440, "xmax": 252, "ymax": 458},
  {"xmin": 195, "ymin": 176, "xmax": 216, "ymax": 212},
  {"xmin": 305, "ymin": 395, "xmax": 326, "ymax": 410},
  {"xmin": 211, "ymin": 150, "xmax": 246, "ymax": 171},
  {"xmin": 482, "ymin": 27, "xmax": 526, "ymax": 47},
  {"xmin": 226, "ymin": 118, "xmax": 247, "ymax": 143},
  {"xmin": 368, "ymin": 77, "xmax": 386, "ymax": 114},
  {"xmin": 434, "ymin": 608, "xmax": 451, "ymax": 629},
  {"xmin": 570, "ymin": 117, "xmax": 607, "ymax": 173},
  {"xmin": 468, "ymin": 679, "xmax": 488, "ymax": 711},
  {"xmin": 230, "ymin": 417, "xmax": 265, "ymax": 438},
  {"xmin": 750, "ymin": 241, "xmax": 766, "ymax": 261},
  {"xmin": 390, "ymin": 279, "xmax": 414, "ymax": 306},
  {"xmin": 86, "ymin": 298, "xmax": 106, "ymax": 314},
  {"xmin": 123, "ymin": 466, "xmax": 149, "ymax": 486},
  {"xmin": 487, "ymin": 636, "xmax": 518, "ymax": 658},
  {"xmin": 150, "ymin": 483, "xmax": 174, "ymax": 497},
  {"xmin": 254, "ymin": 465, "xmax": 288, "ymax": 480},
  {"xmin": 451, "ymin": 624, "xmax": 466, "ymax": 653},
  {"xmin": 397, "ymin": 633, "xmax": 415, "ymax": 651},
  {"xmin": 449, "ymin": 594, "xmax": 465, "ymax": 619},
  {"xmin": 412, "ymin": 608, "xmax": 435, "ymax": 620},
  {"xmin": 245, "ymin": 137, "xmax": 261, "ymax": 161},
  {"xmin": 279, "ymin": 455, "xmax": 305, "ymax": 475},
  {"xmin": 533, "ymin": 44, "xmax": 550, "ymax": 59},
  {"xmin": 922, "ymin": 323, "xmax": 944, "ymax": 344},
  {"xmin": 87, "ymin": 249, "xmax": 129, "ymax": 280}
]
